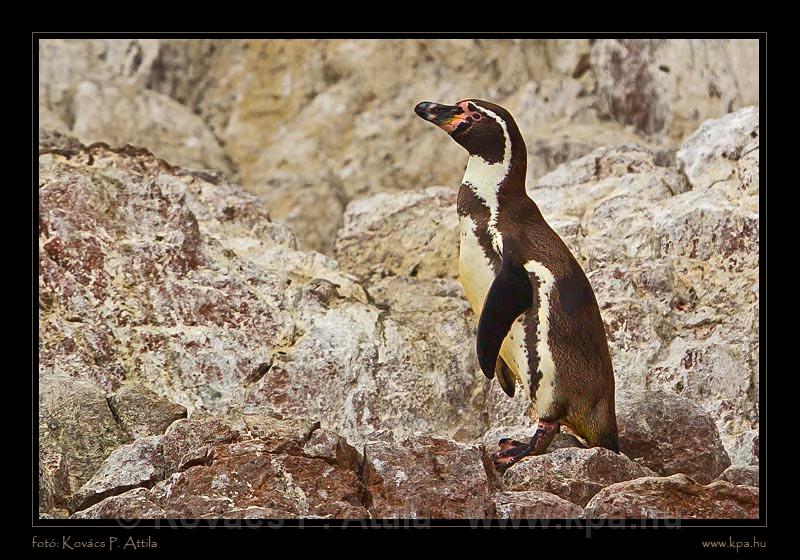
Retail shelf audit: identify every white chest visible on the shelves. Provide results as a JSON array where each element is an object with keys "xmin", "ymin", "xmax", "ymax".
[
  {"xmin": 458, "ymin": 216, "xmax": 496, "ymax": 317},
  {"xmin": 459, "ymin": 216, "xmax": 531, "ymax": 398}
]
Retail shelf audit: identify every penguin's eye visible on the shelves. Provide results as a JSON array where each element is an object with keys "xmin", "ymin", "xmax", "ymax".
[{"xmin": 470, "ymin": 112, "xmax": 482, "ymax": 121}]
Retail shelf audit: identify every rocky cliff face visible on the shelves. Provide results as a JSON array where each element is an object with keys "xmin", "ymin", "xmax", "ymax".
[
  {"xmin": 38, "ymin": 39, "xmax": 760, "ymax": 520},
  {"xmin": 39, "ymin": 38, "xmax": 758, "ymax": 253}
]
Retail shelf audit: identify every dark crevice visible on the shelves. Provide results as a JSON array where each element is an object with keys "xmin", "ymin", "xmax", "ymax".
[{"xmin": 105, "ymin": 396, "xmax": 132, "ymax": 441}]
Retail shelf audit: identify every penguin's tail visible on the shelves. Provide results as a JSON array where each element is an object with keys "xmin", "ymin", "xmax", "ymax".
[
  {"xmin": 584, "ymin": 398, "xmax": 620, "ymax": 453},
  {"xmin": 594, "ymin": 428, "xmax": 620, "ymax": 454}
]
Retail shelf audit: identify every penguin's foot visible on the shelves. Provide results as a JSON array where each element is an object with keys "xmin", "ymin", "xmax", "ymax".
[
  {"xmin": 498, "ymin": 438, "xmax": 528, "ymax": 452},
  {"xmin": 491, "ymin": 420, "xmax": 560, "ymax": 472}
]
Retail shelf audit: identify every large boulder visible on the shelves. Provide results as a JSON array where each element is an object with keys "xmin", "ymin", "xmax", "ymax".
[
  {"xmin": 39, "ymin": 138, "xmax": 297, "ymax": 409},
  {"xmin": 243, "ymin": 276, "xmax": 489, "ymax": 446},
  {"xmin": 71, "ymin": 435, "xmax": 165, "ymax": 512},
  {"xmin": 72, "ymin": 415, "xmax": 368, "ymax": 519},
  {"xmin": 584, "ymin": 474, "xmax": 759, "ymax": 519},
  {"xmin": 363, "ymin": 435, "xmax": 497, "ymax": 518},
  {"xmin": 503, "ymin": 447, "xmax": 656, "ymax": 507},
  {"xmin": 335, "ymin": 187, "xmax": 459, "ymax": 282},
  {"xmin": 617, "ymin": 390, "xmax": 730, "ymax": 484},
  {"xmin": 39, "ymin": 136, "xmax": 493, "ymax": 448}
]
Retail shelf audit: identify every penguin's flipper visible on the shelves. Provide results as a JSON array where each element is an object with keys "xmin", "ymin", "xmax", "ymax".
[
  {"xmin": 477, "ymin": 243, "xmax": 533, "ymax": 380},
  {"xmin": 495, "ymin": 357, "xmax": 516, "ymax": 397}
]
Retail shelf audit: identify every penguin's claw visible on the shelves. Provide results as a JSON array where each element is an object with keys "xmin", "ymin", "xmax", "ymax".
[
  {"xmin": 491, "ymin": 442, "xmax": 532, "ymax": 471},
  {"xmin": 491, "ymin": 421, "xmax": 560, "ymax": 472},
  {"xmin": 498, "ymin": 438, "xmax": 528, "ymax": 452}
]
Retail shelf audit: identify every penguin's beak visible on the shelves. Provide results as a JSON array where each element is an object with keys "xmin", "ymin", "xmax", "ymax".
[{"xmin": 414, "ymin": 101, "xmax": 468, "ymax": 133}]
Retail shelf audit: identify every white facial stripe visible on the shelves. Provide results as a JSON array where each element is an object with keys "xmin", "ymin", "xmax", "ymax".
[
  {"xmin": 461, "ymin": 105, "xmax": 512, "ymax": 255},
  {"xmin": 524, "ymin": 259, "xmax": 557, "ymax": 415}
]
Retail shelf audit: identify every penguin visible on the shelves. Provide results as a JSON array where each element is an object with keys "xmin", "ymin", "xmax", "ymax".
[{"xmin": 414, "ymin": 99, "xmax": 619, "ymax": 470}]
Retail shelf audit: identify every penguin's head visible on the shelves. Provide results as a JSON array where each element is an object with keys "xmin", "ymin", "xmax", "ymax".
[{"xmin": 414, "ymin": 99, "xmax": 518, "ymax": 163}]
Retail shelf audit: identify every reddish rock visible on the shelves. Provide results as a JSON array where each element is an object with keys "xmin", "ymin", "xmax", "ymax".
[
  {"xmin": 39, "ymin": 137, "xmax": 489, "ymax": 450},
  {"xmin": 303, "ymin": 428, "xmax": 363, "ymax": 473},
  {"xmin": 156, "ymin": 442, "xmax": 367, "ymax": 518},
  {"xmin": 241, "ymin": 414, "xmax": 318, "ymax": 456},
  {"xmin": 39, "ymin": 138, "xmax": 297, "ymax": 411},
  {"xmin": 363, "ymin": 435, "xmax": 497, "ymax": 519},
  {"xmin": 503, "ymin": 447, "xmax": 656, "ymax": 507},
  {"xmin": 493, "ymin": 491, "xmax": 583, "ymax": 519},
  {"xmin": 71, "ymin": 487, "xmax": 166, "ymax": 519},
  {"xmin": 617, "ymin": 391, "xmax": 731, "ymax": 483},
  {"xmin": 161, "ymin": 414, "xmax": 240, "ymax": 474},
  {"xmin": 71, "ymin": 415, "xmax": 368, "ymax": 519},
  {"xmin": 584, "ymin": 474, "xmax": 759, "ymax": 519}
]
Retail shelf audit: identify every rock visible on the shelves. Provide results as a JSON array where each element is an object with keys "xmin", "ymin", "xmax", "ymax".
[
  {"xmin": 108, "ymin": 383, "xmax": 187, "ymax": 438},
  {"xmin": 72, "ymin": 418, "xmax": 368, "ymax": 519},
  {"xmin": 677, "ymin": 106, "xmax": 759, "ymax": 194},
  {"xmin": 39, "ymin": 137, "xmax": 298, "ymax": 410},
  {"xmin": 244, "ymin": 276, "xmax": 488, "ymax": 447},
  {"xmin": 39, "ymin": 38, "xmax": 160, "ymax": 126},
  {"xmin": 717, "ymin": 465, "xmax": 759, "ymax": 488},
  {"xmin": 591, "ymin": 39, "xmax": 758, "ymax": 139},
  {"xmin": 71, "ymin": 487, "xmax": 166, "ymax": 519},
  {"xmin": 503, "ymin": 447, "xmax": 656, "ymax": 507},
  {"xmin": 241, "ymin": 414, "xmax": 318, "ymax": 446},
  {"xmin": 256, "ymin": 172, "xmax": 349, "ymax": 254},
  {"xmin": 493, "ymin": 491, "xmax": 584, "ymax": 519},
  {"xmin": 617, "ymin": 390, "xmax": 730, "ymax": 484},
  {"xmin": 531, "ymin": 143, "xmax": 689, "ymax": 223},
  {"xmin": 39, "ymin": 448, "xmax": 71, "ymax": 517},
  {"xmin": 335, "ymin": 187, "xmax": 459, "ymax": 282},
  {"xmin": 728, "ymin": 430, "xmax": 759, "ymax": 466},
  {"xmin": 71, "ymin": 435, "xmax": 165, "ymax": 512},
  {"xmin": 161, "ymin": 414, "xmax": 240, "ymax": 474},
  {"xmin": 39, "ymin": 375, "xmax": 131, "ymax": 493},
  {"xmin": 584, "ymin": 474, "xmax": 759, "ymax": 519},
  {"xmin": 71, "ymin": 81, "xmax": 234, "ymax": 174},
  {"xmin": 303, "ymin": 428, "xmax": 363, "ymax": 473},
  {"xmin": 149, "ymin": 441, "xmax": 368, "ymax": 518},
  {"xmin": 363, "ymin": 435, "xmax": 497, "ymax": 518}
]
